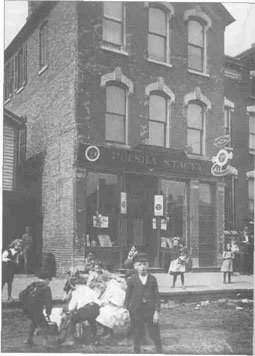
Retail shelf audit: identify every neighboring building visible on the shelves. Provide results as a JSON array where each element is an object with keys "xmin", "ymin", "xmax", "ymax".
[
  {"xmin": 224, "ymin": 44, "xmax": 255, "ymax": 232},
  {"xmin": 3, "ymin": 109, "xmax": 26, "ymax": 248},
  {"xmin": 4, "ymin": 2, "xmax": 234, "ymax": 274}
]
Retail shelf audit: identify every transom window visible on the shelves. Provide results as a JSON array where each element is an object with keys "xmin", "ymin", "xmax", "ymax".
[
  {"xmin": 148, "ymin": 7, "xmax": 168, "ymax": 63},
  {"xmin": 188, "ymin": 20, "xmax": 205, "ymax": 72},
  {"xmin": 103, "ymin": 2, "xmax": 124, "ymax": 49},
  {"xmin": 187, "ymin": 102, "xmax": 204, "ymax": 155},
  {"xmin": 105, "ymin": 85, "xmax": 126, "ymax": 144},
  {"xmin": 147, "ymin": 93, "xmax": 168, "ymax": 147},
  {"xmin": 249, "ymin": 114, "xmax": 255, "ymax": 152}
]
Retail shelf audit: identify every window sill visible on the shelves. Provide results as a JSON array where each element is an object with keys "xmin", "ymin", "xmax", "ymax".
[
  {"xmin": 147, "ymin": 58, "xmax": 173, "ymax": 68},
  {"xmin": 38, "ymin": 65, "xmax": 48, "ymax": 75},
  {"xmin": 16, "ymin": 86, "xmax": 25, "ymax": 94},
  {"xmin": 188, "ymin": 69, "xmax": 210, "ymax": 78},
  {"xmin": 100, "ymin": 45, "xmax": 129, "ymax": 56},
  {"xmin": 104, "ymin": 142, "xmax": 131, "ymax": 149}
]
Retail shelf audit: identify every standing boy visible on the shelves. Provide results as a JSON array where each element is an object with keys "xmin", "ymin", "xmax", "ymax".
[{"xmin": 124, "ymin": 253, "xmax": 162, "ymax": 354}]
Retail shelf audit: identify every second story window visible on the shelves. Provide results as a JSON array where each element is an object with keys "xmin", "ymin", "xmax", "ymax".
[
  {"xmin": 4, "ymin": 59, "xmax": 14, "ymax": 101},
  {"xmin": 148, "ymin": 7, "xmax": 168, "ymax": 63},
  {"xmin": 14, "ymin": 44, "xmax": 27, "ymax": 91},
  {"xmin": 224, "ymin": 98, "xmax": 234, "ymax": 148},
  {"xmin": 105, "ymin": 85, "xmax": 127, "ymax": 144},
  {"xmin": 147, "ymin": 93, "xmax": 168, "ymax": 147},
  {"xmin": 39, "ymin": 22, "xmax": 48, "ymax": 70},
  {"xmin": 187, "ymin": 102, "xmax": 204, "ymax": 155},
  {"xmin": 103, "ymin": 2, "xmax": 124, "ymax": 49},
  {"xmin": 249, "ymin": 113, "xmax": 255, "ymax": 153},
  {"xmin": 188, "ymin": 20, "xmax": 205, "ymax": 72}
]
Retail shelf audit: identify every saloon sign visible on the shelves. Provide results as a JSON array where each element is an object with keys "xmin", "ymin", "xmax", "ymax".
[{"xmin": 211, "ymin": 135, "xmax": 233, "ymax": 177}]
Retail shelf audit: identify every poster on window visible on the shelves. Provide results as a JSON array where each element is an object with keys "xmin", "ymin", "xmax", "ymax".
[
  {"xmin": 98, "ymin": 235, "xmax": 112, "ymax": 247},
  {"xmin": 120, "ymin": 192, "xmax": 127, "ymax": 214},
  {"xmin": 154, "ymin": 195, "xmax": 164, "ymax": 216},
  {"xmin": 152, "ymin": 218, "xmax": 157, "ymax": 229},
  {"xmin": 161, "ymin": 218, "xmax": 167, "ymax": 230},
  {"xmin": 93, "ymin": 215, "xmax": 109, "ymax": 228}
]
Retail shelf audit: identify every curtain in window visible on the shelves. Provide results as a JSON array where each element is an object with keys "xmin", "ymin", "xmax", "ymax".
[{"xmin": 105, "ymin": 85, "xmax": 126, "ymax": 143}]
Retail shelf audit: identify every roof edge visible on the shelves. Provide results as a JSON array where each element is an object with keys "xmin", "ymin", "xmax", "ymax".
[{"xmin": 4, "ymin": 108, "xmax": 26, "ymax": 126}]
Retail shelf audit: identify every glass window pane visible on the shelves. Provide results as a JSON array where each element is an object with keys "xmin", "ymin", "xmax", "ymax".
[
  {"xmin": 149, "ymin": 95, "xmax": 167, "ymax": 122},
  {"xmin": 148, "ymin": 121, "xmax": 165, "ymax": 146},
  {"xmin": 188, "ymin": 20, "xmax": 203, "ymax": 46},
  {"xmin": 188, "ymin": 129, "xmax": 201, "ymax": 154},
  {"xmin": 249, "ymin": 115, "xmax": 255, "ymax": 134},
  {"xmin": 249, "ymin": 133, "xmax": 255, "ymax": 150},
  {"xmin": 187, "ymin": 104, "xmax": 202, "ymax": 129},
  {"xmin": 188, "ymin": 45, "xmax": 203, "ymax": 71},
  {"xmin": 103, "ymin": 19, "xmax": 122, "ymax": 45},
  {"xmin": 148, "ymin": 34, "xmax": 166, "ymax": 62},
  {"xmin": 105, "ymin": 113, "xmax": 125, "ymax": 142},
  {"xmin": 149, "ymin": 8, "xmax": 166, "ymax": 36},
  {"xmin": 248, "ymin": 179, "xmax": 254, "ymax": 199},
  {"xmin": 106, "ymin": 86, "xmax": 125, "ymax": 114},
  {"xmin": 104, "ymin": 2, "xmax": 122, "ymax": 20}
]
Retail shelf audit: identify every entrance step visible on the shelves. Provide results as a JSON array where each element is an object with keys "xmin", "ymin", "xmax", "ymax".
[
  {"xmin": 118, "ymin": 267, "xmax": 165, "ymax": 274},
  {"xmin": 191, "ymin": 267, "xmax": 221, "ymax": 272}
]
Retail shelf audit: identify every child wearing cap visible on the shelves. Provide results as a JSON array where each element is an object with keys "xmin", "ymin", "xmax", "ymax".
[{"xmin": 124, "ymin": 253, "xmax": 162, "ymax": 354}]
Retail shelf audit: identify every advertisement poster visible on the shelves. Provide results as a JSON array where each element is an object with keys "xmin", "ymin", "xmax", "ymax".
[
  {"xmin": 93, "ymin": 215, "xmax": 109, "ymax": 228},
  {"xmin": 154, "ymin": 195, "xmax": 164, "ymax": 216}
]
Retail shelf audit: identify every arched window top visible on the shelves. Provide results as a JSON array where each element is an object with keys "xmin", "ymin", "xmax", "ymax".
[
  {"xmin": 224, "ymin": 97, "xmax": 235, "ymax": 110},
  {"xmin": 184, "ymin": 5, "xmax": 211, "ymax": 29},
  {"xmin": 145, "ymin": 2, "xmax": 175, "ymax": 16},
  {"xmin": 184, "ymin": 87, "xmax": 211, "ymax": 110},
  {"xmin": 101, "ymin": 67, "xmax": 133, "ymax": 93},
  {"xmin": 145, "ymin": 77, "xmax": 175, "ymax": 102}
]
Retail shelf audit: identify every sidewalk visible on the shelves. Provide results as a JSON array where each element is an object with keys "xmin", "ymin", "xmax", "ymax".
[{"xmin": 2, "ymin": 272, "xmax": 253, "ymax": 304}]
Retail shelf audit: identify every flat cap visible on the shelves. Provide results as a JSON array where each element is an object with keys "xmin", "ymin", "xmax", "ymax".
[{"xmin": 133, "ymin": 252, "xmax": 149, "ymax": 263}]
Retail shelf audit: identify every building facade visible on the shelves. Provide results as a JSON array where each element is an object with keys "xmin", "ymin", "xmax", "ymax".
[
  {"xmin": 4, "ymin": 2, "xmax": 234, "ymax": 274},
  {"xmin": 224, "ymin": 45, "xmax": 255, "ymax": 232}
]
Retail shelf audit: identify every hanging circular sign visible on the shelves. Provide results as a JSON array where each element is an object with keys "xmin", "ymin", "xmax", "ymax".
[{"xmin": 85, "ymin": 145, "xmax": 100, "ymax": 162}]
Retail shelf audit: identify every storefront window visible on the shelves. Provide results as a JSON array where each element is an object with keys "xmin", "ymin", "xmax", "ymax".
[
  {"xmin": 86, "ymin": 172, "xmax": 118, "ymax": 247},
  {"xmin": 160, "ymin": 180, "xmax": 187, "ymax": 246}
]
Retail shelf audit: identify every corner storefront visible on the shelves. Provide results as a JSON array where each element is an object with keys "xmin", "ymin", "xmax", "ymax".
[{"xmin": 74, "ymin": 143, "xmax": 225, "ymax": 271}]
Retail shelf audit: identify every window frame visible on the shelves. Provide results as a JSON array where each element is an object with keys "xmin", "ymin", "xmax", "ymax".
[
  {"xmin": 147, "ymin": 4, "xmax": 172, "ymax": 65},
  {"xmin": 105, "ymin": 83, "xmax": 128, "ymax": 145},
  {"xmin": 103, "ymin": 2, "xmax": 125, "ymax": 50},
  {"xmin": 248, "ymin": 178, "xmax": 254, "ymax": 215},
  {"xmin": 187, "ymin": 101, "xmax": 205, "ymax": 156},
  {"xmin": 39, "ymin": 21, "xmax": 48, "ymax": 71},
  {"xmin": 147, "ymin": 91, "xmax": 169, "ymax": 147},
  {"xmin": 188, "ymin": 18, "xmax": 206, "ymax": 73},
  {"xmin": 248, "ymin": 113, "xmax": 255, "ymax": 154},
  {"xmin": 4, "ymin": 58, "xmax": 14, "ymax": 102},
  {"xmin": 14, "ymin": 44, "xmax": 27, "ymax": 92}
]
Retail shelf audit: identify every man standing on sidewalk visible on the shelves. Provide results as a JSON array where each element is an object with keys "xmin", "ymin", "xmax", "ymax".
[{"xmin": 21, "ymin": 226, "xmax": 34, "ymax": 275}]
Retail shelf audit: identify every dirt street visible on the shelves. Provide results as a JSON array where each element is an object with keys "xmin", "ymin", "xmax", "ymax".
[{"xmin": 1, "ymin": 299, "xmax": 253, "ymax": 354}]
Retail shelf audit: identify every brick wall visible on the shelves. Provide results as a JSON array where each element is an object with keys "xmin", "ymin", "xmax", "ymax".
[{"xmin": 5, "ymin": 2, "xmax": 78, "ymax": 274}]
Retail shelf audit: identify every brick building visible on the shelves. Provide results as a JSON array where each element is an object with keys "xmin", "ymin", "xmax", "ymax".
[
  {"xmin": 4, "ymin": 2, "xmax": 234, "ymax": 274},
  {"xmin": 224, "ymin": 45, "xmax": 255, "ymax": 232}
]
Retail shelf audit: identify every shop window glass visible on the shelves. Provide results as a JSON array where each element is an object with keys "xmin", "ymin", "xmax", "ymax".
[
  {"xmin": 160, "ymin": 180, "xmax": 187, "ymax": 242},
  {"xmin": 86, "ymin": 172, "xmax": 118, "ymax": 246},
  {"xmin": 248, "ymin": 179, "xmax": 254, "ymax": 214}
]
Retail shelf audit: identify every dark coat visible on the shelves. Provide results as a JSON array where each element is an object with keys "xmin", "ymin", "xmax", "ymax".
[{"xmin": 124, "ymin": 272, "xmax": 160, "ymax": 315}]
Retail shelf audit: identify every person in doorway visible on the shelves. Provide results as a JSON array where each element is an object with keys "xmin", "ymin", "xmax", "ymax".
[
  {"xmin": 221, "ymin": 242, "xmax": 234, "ymax": 284},
  {"xmin": 124, "ymin": 253, "xmax": 162, "ymax": 354},
  {"xmin": 2, "ymin": 240, "xmax": 23, "ymax": 301},
  {"xmin": 21, "ymin": 226, "xmax": 34, "ymax": 275},
  {"xmin": 168, "ymin": 238, "xmax": 188, "ymax": 288}
]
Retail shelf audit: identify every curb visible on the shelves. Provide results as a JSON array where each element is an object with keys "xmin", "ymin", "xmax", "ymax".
[{"xmin": 2, "ymin": 289, "xmax": 253, "ymax": 309}]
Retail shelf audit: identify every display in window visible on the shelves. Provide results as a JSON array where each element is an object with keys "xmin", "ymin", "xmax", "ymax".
[{"xmin": 98, "ymin": 235, "xmax": 112, "ymax": 247}]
